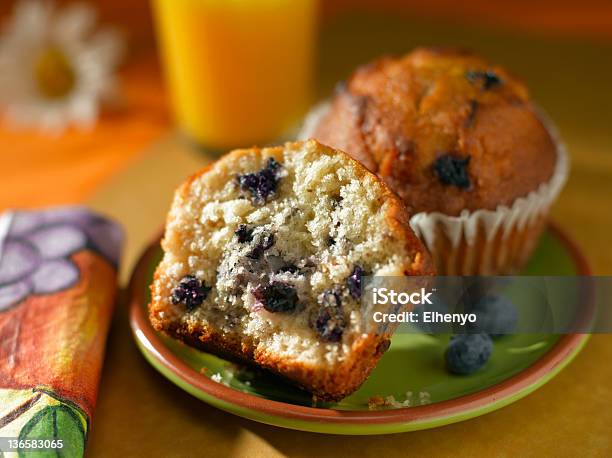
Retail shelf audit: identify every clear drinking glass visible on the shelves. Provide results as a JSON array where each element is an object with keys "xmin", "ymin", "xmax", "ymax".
[{"xmin": 152, "ymin": 0, "xmax": 317, "ymax": 150}]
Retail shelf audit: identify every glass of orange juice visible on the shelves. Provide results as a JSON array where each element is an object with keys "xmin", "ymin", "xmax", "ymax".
[{"xmin": 152, "ymin": 0, "xmax": 317, "ymax": 150}]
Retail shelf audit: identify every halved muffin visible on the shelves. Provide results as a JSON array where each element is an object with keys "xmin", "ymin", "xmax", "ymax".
[{"xmin": 149, "ymin": 139, "xmax": 432, "ymax": 400}]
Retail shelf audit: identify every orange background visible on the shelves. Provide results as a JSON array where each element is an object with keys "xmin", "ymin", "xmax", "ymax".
[
  {"xmin": 1, "ymin": 0, "xmax": 612, "ymax": 210},
  {"xmin": 0, "ymin": 2, "xmax": 610, "ymax": 456}
]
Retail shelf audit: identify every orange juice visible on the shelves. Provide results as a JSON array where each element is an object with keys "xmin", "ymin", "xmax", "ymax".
[{"xmin": 152, "ymin": 0, "xmax": 317, "ymax": 149}]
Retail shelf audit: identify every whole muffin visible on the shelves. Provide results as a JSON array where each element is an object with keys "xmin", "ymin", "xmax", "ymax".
[{"xmin": 309, "ymin": 48, "xmax": 567, "ymax": 274}]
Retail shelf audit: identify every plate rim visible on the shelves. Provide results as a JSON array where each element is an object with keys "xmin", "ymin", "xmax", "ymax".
[{"xmin": 128, "ymin": 222, "xmax": 592, "ymax": 431}]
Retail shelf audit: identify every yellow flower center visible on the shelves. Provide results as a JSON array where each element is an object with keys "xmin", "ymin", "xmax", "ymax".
[{"xmin": 33, "ymin": 47, "xmax": 76, "ymax": 99}]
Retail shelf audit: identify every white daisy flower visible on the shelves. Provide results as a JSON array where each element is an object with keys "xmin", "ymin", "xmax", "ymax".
[{"xmin": 0, "ymin": 1, "xmax": 124, "ymax": 132}]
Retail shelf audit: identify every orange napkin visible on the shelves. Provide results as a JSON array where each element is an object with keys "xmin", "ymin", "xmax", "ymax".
[{"xmin": 0, "ymin": 207, "xmax": 122, "ymax": 456}]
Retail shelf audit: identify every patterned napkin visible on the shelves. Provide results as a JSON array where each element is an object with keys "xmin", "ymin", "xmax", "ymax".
[{"xmin": 0, "ymin": 207, "xmax": 123, "ymax": 457}]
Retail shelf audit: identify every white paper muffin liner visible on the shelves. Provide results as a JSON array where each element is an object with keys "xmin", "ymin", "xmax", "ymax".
[{"xmin": 298, "ymin": 101, "xmax": 569, "ymax": 274}]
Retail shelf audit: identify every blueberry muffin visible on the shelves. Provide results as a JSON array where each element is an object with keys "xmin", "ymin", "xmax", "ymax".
[
  {"xmin": 149, "ymin": 140, "xmax": 433, "ymax": 401},
  {"xmin": 308, "ymin": 47, "xmax": 567, "ymax": 274}
]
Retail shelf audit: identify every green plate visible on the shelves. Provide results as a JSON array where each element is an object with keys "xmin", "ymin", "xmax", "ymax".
[{"xmin": 128, "ymin": 223, "xmax": 591, "ymax": 434}]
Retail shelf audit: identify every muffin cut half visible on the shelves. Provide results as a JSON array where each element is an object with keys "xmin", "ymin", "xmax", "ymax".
[{"xmin": 149, "ymin": 139, "xmax": 433, "ymax": 401}]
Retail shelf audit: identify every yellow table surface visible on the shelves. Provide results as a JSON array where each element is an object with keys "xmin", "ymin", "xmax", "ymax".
[{"xmin": 86, "ymin": 13, "xmax": 612, "ymax": 457}]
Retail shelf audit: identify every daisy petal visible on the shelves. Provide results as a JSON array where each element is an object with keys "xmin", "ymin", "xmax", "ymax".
[
  {"xmin": 0, "ymin": 1, "xmax": 124, "ymax": 132},
  {"xmin": 5, "ymin": 1, "xmax": 52, "ymax": 47},
  {"xmin": 53, "ymin": 3, "xmax": 96, "ymax": 45},
  {"xmin": 88, "ymin": 28, "xmax": 124, "ymax": 68}
]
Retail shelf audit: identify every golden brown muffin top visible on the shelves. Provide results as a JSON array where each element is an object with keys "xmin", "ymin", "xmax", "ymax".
[{"xmin": 312, "ymin": 47, "xmax": 558, "ymax": 216}]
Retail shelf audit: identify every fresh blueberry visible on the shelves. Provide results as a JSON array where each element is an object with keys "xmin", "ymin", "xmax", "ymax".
[
  {"xmin": 432, "ymin": 154, "xmax": 471, "ymax": 189},
  {"xmin": 445, "ymin": 333, "xmax": 493, "ymax": 375},
  {"xmin": 252, "ymin": 281, "xmax": 298, "ymax": 313},
  {"xmin": 236, "ymin": 158, "xmax": 282, "ymax": 205},
  {"xmin": 468, "ymin": 294, "xmax": 518, "ymax": 338},
  {"xmin": 171, "ymin": 275, "xmax": 212, "ymax": 311}
]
